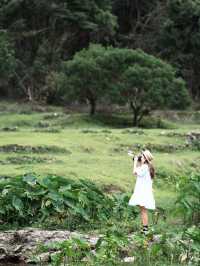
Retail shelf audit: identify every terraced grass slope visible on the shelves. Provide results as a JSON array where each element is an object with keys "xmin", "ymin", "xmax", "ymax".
[{"xmin": 0, "ymin": 100, "xmax": 199, "ymax": 239}]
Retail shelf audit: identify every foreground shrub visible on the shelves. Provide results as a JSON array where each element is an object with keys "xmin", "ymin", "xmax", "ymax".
[
  {"xmin": 0, "ymin": 173, "xmax": 138, "ymax": 229},
  {"xmin": 175, "ymin": 172, "xmax": 200, "ymax": 225}
]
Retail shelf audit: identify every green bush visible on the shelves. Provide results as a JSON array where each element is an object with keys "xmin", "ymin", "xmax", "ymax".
[
  {"xmin": 190, "ymin": 139, "xmax": 200, "ymax": 151},
  {"xmin": 132, "ymin": 226, "xmax": 200, "ymax": 265},
  {"xmin": 175, "ymin": 173, "xmax": 200, "ymax": 225},
  {"xmin": 92, "ymin": 227, "xmax": 129, "ymax": 265},
  {"xmin": 0, "ymin": 173, "xmax": 138, "ymax": 229}
]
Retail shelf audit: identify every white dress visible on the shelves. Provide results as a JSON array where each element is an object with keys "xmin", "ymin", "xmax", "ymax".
[{"xmin": 128, "ymin": 163, "xmax": 155, "ymax": 210}]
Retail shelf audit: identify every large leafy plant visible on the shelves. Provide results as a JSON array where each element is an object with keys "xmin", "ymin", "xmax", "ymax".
[{"xmin": 0, "ymin": 173, "xmax": 137, "ymax": 228}]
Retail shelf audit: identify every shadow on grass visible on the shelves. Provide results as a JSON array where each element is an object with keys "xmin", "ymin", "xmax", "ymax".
[
  {"xmin": 79, "ymin": 113, "xmax": 176, "ymax": 129},
  {"xmin": 82, "ymin": 113, "xmax": 133, "ymax": 128}
]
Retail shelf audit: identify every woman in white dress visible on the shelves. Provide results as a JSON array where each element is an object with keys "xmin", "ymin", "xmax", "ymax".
[{"xmin": 128, "ymin": 149, "xmax": 155, "ymax": 235}]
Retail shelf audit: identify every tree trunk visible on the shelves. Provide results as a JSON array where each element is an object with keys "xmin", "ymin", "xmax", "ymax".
[
  {"xmin": 89, "ymin": 98, "xmax": 96, "ymax": 116},
  {"xmin": 133, "ymin": 111, "xmax": 139, "ymax": 127},
  {"xmin": 27, "ymin": 86, "xmax": 33, "ymax": 102},
  {"xmin": 130, "ymin": 101, "xmax": 140, "ymax": 127}
]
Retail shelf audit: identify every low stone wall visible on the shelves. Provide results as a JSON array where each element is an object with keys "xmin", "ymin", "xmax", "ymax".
[{"xmin": 0, "ymin": 228, "xmax": 161, "ymax": 264}]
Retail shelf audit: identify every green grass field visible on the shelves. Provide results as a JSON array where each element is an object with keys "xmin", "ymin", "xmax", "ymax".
[{"xmin": 0, "ymin": 101, "xmax": 199, "ymax": 228}]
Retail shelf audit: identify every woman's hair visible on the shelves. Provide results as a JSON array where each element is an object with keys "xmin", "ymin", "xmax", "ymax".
[
  {"xmin": 144, "ymin": 160, "xmax": 155, "ymax": 179},
  {"xmin": 149, "ymin": 162, "xmax": 155, "ymax": 179}
]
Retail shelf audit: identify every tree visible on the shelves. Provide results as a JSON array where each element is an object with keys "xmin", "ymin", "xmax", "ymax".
[
  {"xmin": 159, "ymin": 0, "xmax": 200, "ymax": 101},
  {"xmin": 121, "ymin": 61, "xmax": 190, "ymax": 126},
  {"xmin": 112, "ymin": 0, "xmax": 166, "ymax": 53},
  {"xmin": 0, "ymin": 32, "xmax": 16, "ymax": 97},
  {"xmin": 58, "ymin": 44, "xmax": 109, "ymax": 115},
  {"xmin": 0, "ymin": 0, "xmax": 117, "ymax": 101},
  {"xmin": 103, "ymin": 48, "xmax": 191, "ymax": 126},
  {"xmin": 58, "ymin": 44, "xmax": 191, "ymax": 124}
]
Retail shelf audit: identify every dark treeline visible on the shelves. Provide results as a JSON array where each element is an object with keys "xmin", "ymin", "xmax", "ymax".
[{"xmin": 0, "ymin": 0, "xmax": 199, "ymax": 105}]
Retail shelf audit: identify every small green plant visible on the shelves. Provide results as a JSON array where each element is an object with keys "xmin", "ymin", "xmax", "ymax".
[
  {"xmin": 92, "ymin": 227, "xmax": 129, "ymax": 265},
  {"xmin": 50, "ymin": 237, "xmax": 90, "ymax": 266},
  {"xmin": 34, "ymin": 237, "xmax": 90, "ymax": 265},
  {"xmin": 111, "ymin": 192, "xmax": 139, "ymax": 222}
]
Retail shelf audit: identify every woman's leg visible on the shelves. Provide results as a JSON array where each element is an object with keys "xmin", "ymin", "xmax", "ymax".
[{"xmin": 139, "ymin": 205, "xmax": 148, "ymax": 226}]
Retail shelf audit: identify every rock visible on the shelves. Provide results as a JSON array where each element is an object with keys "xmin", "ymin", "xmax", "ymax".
[
  {"xmin": 186, "ymin": 131, "xmax": 200, "ymax": 143},
  {"xmin": 85, "ymin": 236, "xmax": 99, "ymax": 246},
  {"xmin": 123, "ymin": 256, "xmax": 135, "ymax": 262},
  {"xmin": 0, "ymin": 246, "xmax": 7, "ymax": 256},
  {"xmin": 0, "ymin": 229, "xmax": 162, "ymax": 264},
  {"xmin": 152, "ymin": 234, "xmax": 162, "ymax": 242},
  {"xmin": 0, "ymin": 228, "xmax": 97, "ymax": 263},
  {"xmin": 37, "ymin": 252, "xmax": 50, "ymax": 263},
  {"xmin": 14, "ymin": 245, "xmax": 23, "ymax": 253}
]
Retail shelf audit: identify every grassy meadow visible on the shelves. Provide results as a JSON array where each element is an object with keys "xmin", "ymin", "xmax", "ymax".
[
  {"xmin": 0, "ymin": 101, "xmax": 199, "ymax": 264},
  {"xmin": 0, "ymin": 101, "xmax": 199, "ymax": 222}
]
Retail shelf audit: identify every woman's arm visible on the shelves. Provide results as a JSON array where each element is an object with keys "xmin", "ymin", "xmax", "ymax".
[{"xmin": 133, "ymin": 162, "xmax": 148, "ymax": 177}]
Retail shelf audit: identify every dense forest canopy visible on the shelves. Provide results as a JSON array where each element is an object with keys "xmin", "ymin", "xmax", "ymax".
[{"xmin": 0, "ymin": 0, "xmax": 199, "ymax": 105}]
